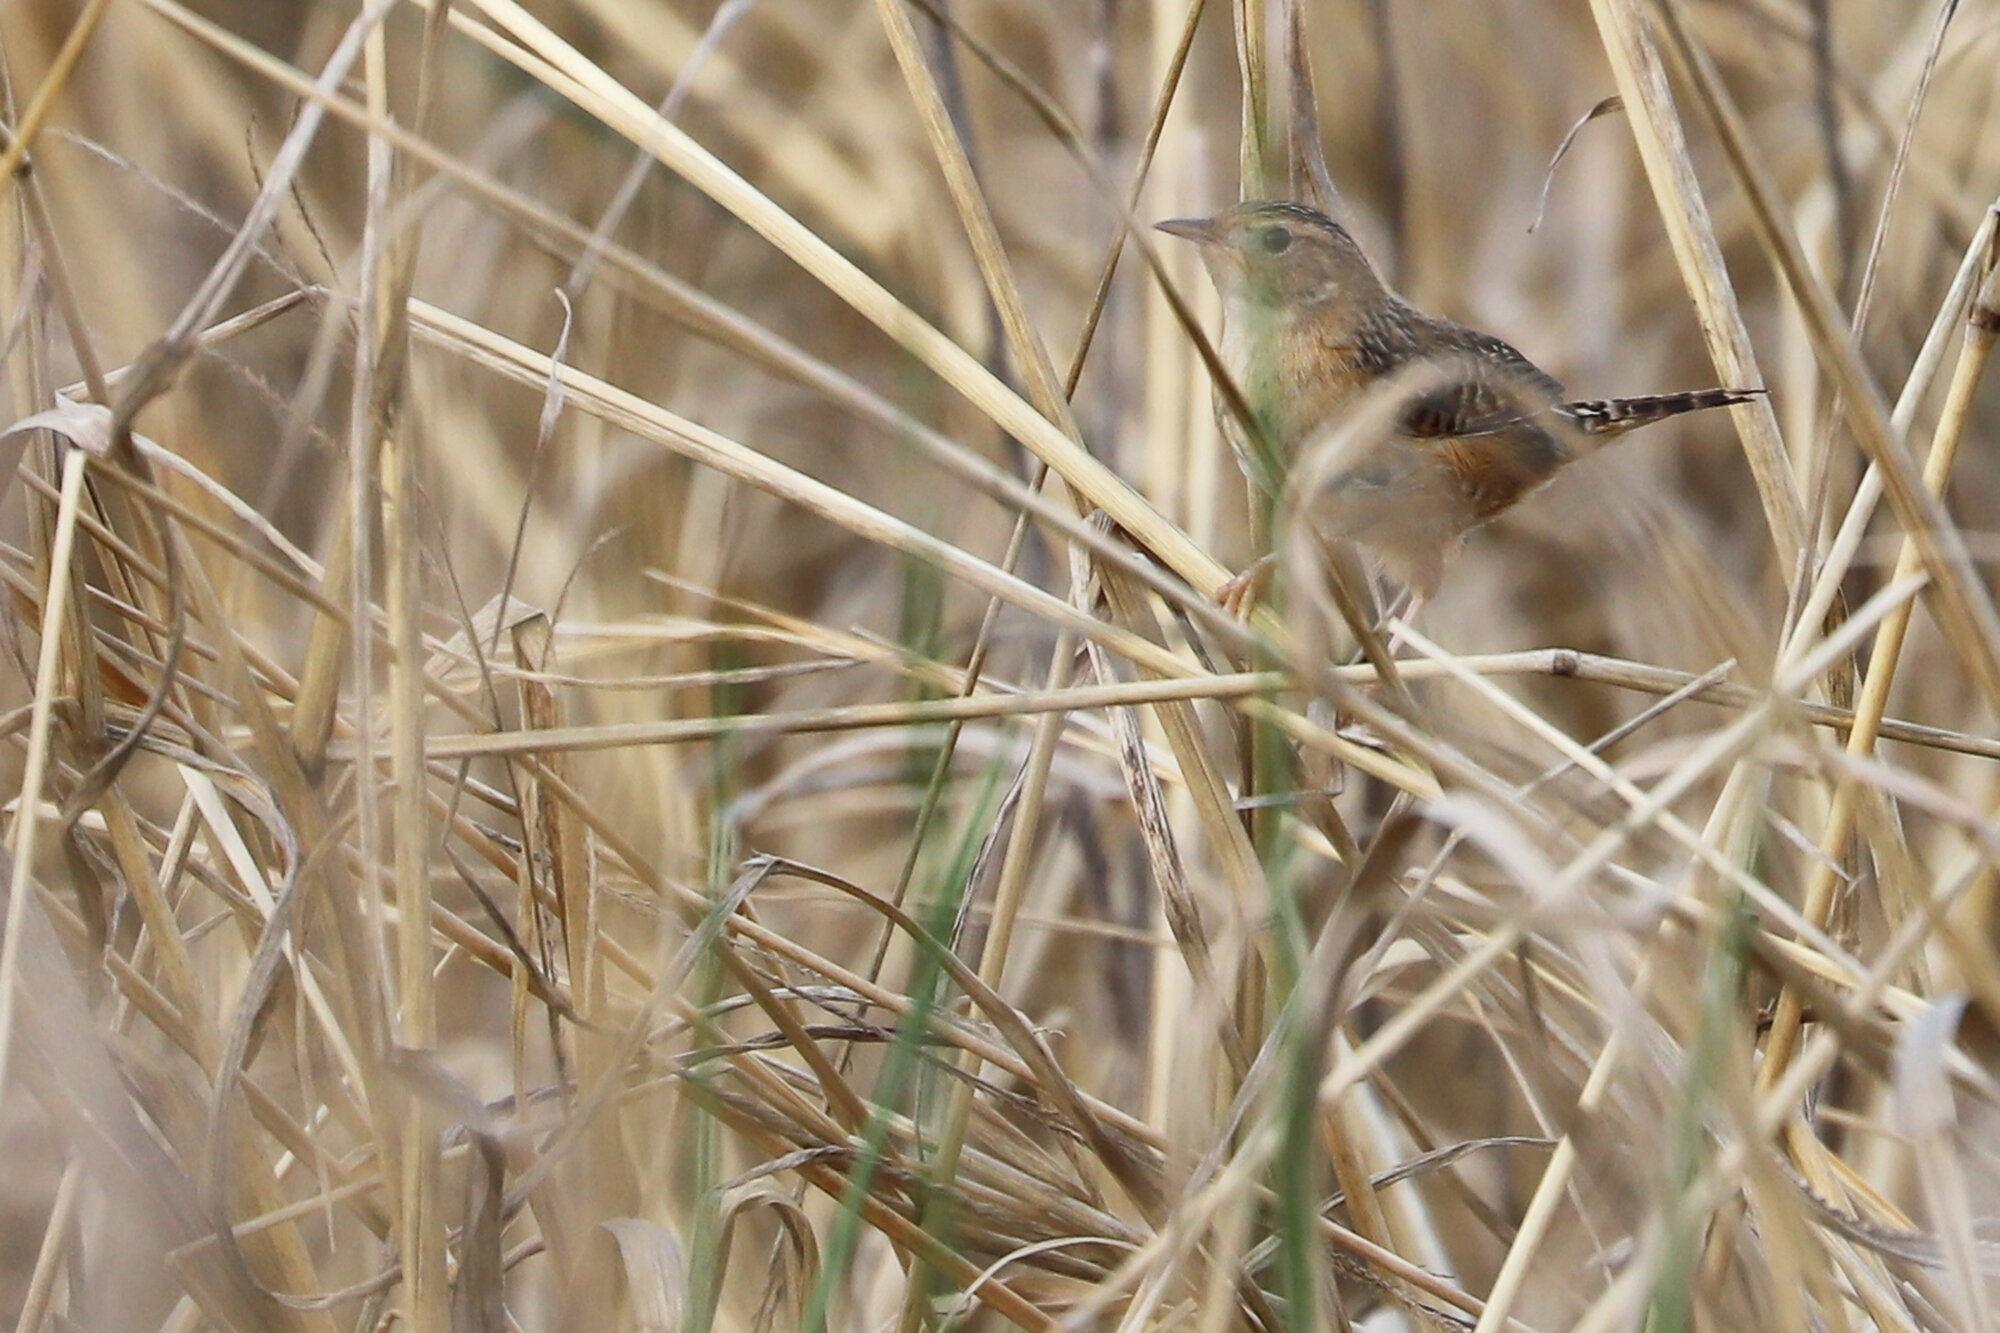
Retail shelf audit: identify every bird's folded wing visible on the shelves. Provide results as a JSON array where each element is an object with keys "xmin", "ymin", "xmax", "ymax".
[{"xmin": 1396, "ymin": 325, "xmax": 1567, "ymax": 439}]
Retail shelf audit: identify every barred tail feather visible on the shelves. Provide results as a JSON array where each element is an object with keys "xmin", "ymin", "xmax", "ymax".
[{"xmin": 1561, "ymin": 387, "xmax": 1764, "ymax": 438}]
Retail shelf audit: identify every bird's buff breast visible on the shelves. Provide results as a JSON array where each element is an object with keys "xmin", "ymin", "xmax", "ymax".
[{"xmin": 1215, "ymin": 311, "xmax": 1377, "ymax": 488}]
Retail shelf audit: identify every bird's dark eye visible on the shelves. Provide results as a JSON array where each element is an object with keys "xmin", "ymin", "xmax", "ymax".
[{"xmin": 1257, "ymin": 225, "xmax": 1293, "ymax": 254}]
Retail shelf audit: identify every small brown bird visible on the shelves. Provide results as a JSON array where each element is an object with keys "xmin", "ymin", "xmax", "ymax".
[{"xmin": 1158, "ymin": 200, "xmax": 1762, "ymax": 602}]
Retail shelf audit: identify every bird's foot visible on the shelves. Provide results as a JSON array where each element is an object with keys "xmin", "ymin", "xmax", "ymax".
[{"xmin": 1217, "ymin": 554, "xmax": 1276, "ymax": 618}]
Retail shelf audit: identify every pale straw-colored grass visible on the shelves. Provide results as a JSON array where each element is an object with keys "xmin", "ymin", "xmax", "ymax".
[{"xmin": 0, "ymin": 2, "xmax": 1997, "ymax": 1331}]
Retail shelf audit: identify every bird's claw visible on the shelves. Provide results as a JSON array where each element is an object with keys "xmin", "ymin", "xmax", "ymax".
[{"xmin": 1216, "ymin": 554, "xmax": 1276, "ymax": 618}]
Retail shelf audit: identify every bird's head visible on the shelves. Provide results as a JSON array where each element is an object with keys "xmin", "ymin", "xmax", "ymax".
[{"xmin": 1156, "ymin": 200, "xmax": 1384, "ymax": 318}]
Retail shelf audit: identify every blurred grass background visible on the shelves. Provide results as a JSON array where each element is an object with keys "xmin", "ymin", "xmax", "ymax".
[{"xmin": 0, "ymin": 0, "xmax": 1998, "ymax": 1329}]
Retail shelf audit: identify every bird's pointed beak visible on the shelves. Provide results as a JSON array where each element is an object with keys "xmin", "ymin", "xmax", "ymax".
[{"xmin": 1154, "ymin": 216, "xmax": 1218, "ymax": 245}]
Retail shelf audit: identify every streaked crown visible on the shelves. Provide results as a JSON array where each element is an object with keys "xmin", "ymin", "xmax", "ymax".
[{"xmin": 1156, "ymin": 200, "xmax": 1385, "ymax": 313}]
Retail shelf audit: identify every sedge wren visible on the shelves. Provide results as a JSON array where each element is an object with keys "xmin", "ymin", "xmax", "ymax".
[{"xmin": 1158, "ymin": 200, "xmax": 1762, "ymax": 602}]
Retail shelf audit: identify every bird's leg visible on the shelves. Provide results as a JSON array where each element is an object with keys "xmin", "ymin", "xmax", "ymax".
[
  {"xmin": 1371, "ymin": 583, "xmax": 1411, "ymax": 638},
  {"xmin": 1372, "ymin": 542, "xmax": 1446, "ymax": 654},
  {"xmin": 1362, "ymin": 573, "xmax": 1423, "ymax": 654},
  {"xmin": 1219, "ymin": 484, "xmax": 1279, "ymax": 617}
]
